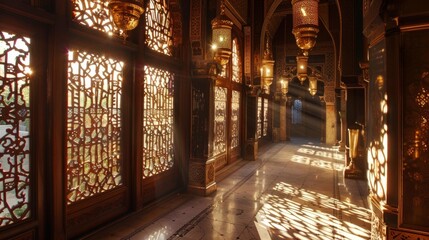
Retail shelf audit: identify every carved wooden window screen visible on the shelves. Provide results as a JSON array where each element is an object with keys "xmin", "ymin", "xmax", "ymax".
[
  {"xmin": 71, "ymin": 0, "xmax": 118, "ymax": 36},
  {"xmin": 263, "ymin": 98, "xmax": 268, "ymax": 136},
  {"xmin": 0, "ymin": 31, "xmax": 31, "ymax": 227},
  {"xmin": 142, "ymin": 65, "xmax": 174, "ymax": 179},
  {"xmin": 231, "ymin": 90, "xmax": 240, "ymax": 149},
  {"xmin": 145, "ymin": 0, "xmax": 173, "ymax": 56},
  {"xmin": 66, "ymin": 50, "xmax": 124, "ymax": 204},
  {"xmin": 257, "ymin": 97, "xmax": 262, "ymax": 138},
  {"xmin": 214, "ymin": 87, "xmax": 227, "ymax": 155},
  {"xmin": 232, "ymin": 39, "xmax": 242, "ymax": 83}
]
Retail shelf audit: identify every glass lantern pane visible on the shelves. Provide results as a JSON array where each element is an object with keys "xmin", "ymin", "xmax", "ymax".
[
  {"xmin": 292, "ymin": 0, "xmax": 318, "ymax": 28},
  {"xmin": 213, "ymin": 28, "xmax": 231, "ymax": 49}
]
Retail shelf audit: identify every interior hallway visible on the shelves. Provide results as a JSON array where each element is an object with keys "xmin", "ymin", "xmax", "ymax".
[{"xmin": 85, "ymin": 140, "xmax": 371, "ymax": 240}]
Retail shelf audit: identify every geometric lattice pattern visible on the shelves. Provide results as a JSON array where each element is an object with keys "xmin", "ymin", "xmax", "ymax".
[
  {"xmin": 146, "ymin": 0, "xmax": 173, "ymax": 56},
  {"xmin": 231, "ymin": 90, "xmax": 240, "ymax": 149},
  {"xmin": 214, "ymin": 87, "xmax": 227, "ymax": 155},
  {"xmin": 72, "ymin": 0, "xmax": 118, "ymax": 35},
  {"xmin": 292, "ymin": 0, "xmax": 318, "ymax": 27},
  {"xmin": 232, "ymin": 39, "xmax": 242, "ymax": 83},
  {"xmin": 142, "ymin": 65, "xmax": 174, "ymax": 179},
  {"xmin": 66, "ymin": 50, "xmax": 123, "ymax": 204},
  {"xmin": 0, "ymin": 31, "xmax": 31, "ymax": 227},
  {"xmin": 263, "ymin": 98, "xmax": 268, "ymax": 137},
  {"xmin": 257, "ymin": 97, "xmax": 262, "ymax": 139}
]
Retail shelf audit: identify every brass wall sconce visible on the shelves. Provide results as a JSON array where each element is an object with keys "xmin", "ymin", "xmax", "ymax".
[
  {"xmin": 291, "ymin": 0, "xmax": 319, "ymax": 54},
  {"xmin": 211, "ymin": 0, "xmax": 233, "ymax": 66},
  {"xmin": 296, "ymin": 52, "xmax": 308, "ymax": 84},
  {"xmin": 108, "ymin": 0, "xmax": 145, "ymax": 39}
]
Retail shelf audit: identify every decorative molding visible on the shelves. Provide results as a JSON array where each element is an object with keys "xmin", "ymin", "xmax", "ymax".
[
  {"xmin": 188, "ymin": 161, "xmax": 205, "ymax": 185},
  {"xmin": 388, "ymin": 228, "xmax": 429, "ymax": 240},
  {"xmin": 244, "ymin": 26, "xmax": 252, "ymax": 80},
  {"xmin": 190, "ymin": 0, "xmax": 203, "ymax": 58},
  {"xmin": 170, "ymin": 0, "xmax": 182, "ymax": 46},
  {"xmin": 188, "ymin": 159, "xmax": 217, "ymax": 196}
]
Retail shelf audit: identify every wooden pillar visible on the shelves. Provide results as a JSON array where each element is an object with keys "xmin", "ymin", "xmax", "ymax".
[
  {"xmin": 245, "ymin": 86, "xmax": 259, "ymax": 161},
  {"xmin": 188, "ymin": 67, "xmax": 217, "ymax": 196}
]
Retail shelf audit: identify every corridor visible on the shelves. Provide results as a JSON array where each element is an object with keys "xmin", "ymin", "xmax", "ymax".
[{"xmin": 85, "ymin": 140, "xmax": 371, "ymax": 240}]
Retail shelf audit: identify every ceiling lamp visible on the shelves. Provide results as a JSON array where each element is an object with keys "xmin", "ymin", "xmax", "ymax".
[
  {"xmin": 296, "ymin": 52, "xmax": 308, "ymax": 84},
  {"xmin": 261, "ymin": 36, "xmax": 275, "ymax": 93},
  {"xmin": 292, "ymin": 0, "xmax": 319, "ymax": 54},
  {"xmin": 108, "ymin": 0, "xmax": 145, "ymax": 39},
  {"xmin": 211, "ymin": 0, "xmax": 233, "ymax": 66},
  {"xmin": 279, "ymin": 76, "xmax": 290, "ymax": 95},
  {"xmin": 309, "ymin": 75, "xmax": 317, "ymax": 96}
]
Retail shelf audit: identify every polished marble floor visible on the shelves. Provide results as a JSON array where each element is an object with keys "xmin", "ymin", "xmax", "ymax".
[{"xmin": 85, "ymin": 139, "xmax": 371, "ymax": 240}]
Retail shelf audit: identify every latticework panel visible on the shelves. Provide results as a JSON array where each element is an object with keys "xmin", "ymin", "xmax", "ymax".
[
  {"xmin": 72, "ymin": 0, "xmax": 118, "ymax": 35},
  {"xmin": 402, "ymin": 30, "xmax": 429, "ymax": 228},
  {"xmin": 232, "ymin": 39, "xmax": 242, "ymax": 83},
  {"xmin": 146, "ymin": 0, "xmax": 173, "ymax": 56},
  {"xmin": 213, "ymin": 87, "xmax": 227, "ymax": 155},
  {"xmin": 263, "ymin": 98, "xmax": 268, "ymax": 137},
  {"xmin": 142, "ymin": 65, "xmax": 174, "ymax": 179},
  {"xmin": 66, "ymin": 50, "xmax": 123, "ymax": 204},
  {"xmin": 0, "ymin": 31, "xmax": 31, "ymax": 227},
  {"xmin": 231, "ymin": 90, "xmax": 240, "ymax": 149},
  {"xmin": 257, "ymin": 97, "xmax": 262, "ymax": 139}
]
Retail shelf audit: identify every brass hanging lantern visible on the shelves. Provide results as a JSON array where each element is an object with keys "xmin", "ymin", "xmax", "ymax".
[
  {"xmin": 261, "ymin": 34, "xmax": 275, "ymax": 93},
  {"xmin": 292, "ymin": 0, "xmax": 319, "ymax": 54},
  {"xmin": 309, "ymin": 76, "xmax": 317, "ymax": 96},
  {"xmin": 108, "ymin": 0, "xmax": 145, "ymax": 39},
  {"xmin": 211, "ymin": 0, "xmax": 233, "ymax": 65},
  {"xmin": 279, "ymin": 75, "xmax": 290, "ymax": 95},
  {"xmin": 296, "ymin": 52, "xmax": 308, "ymax": 84}
]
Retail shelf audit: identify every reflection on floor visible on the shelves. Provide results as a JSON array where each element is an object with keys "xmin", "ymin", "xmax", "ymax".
[{"xmin": 85, "ymin": 139, "xmax": 371, "ymax": 240}]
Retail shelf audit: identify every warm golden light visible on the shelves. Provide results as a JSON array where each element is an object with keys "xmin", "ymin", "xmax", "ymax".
[
  {"xmin": 255, "ymin": 181, "xmax": 371, "ymax": 239},
  {"xmin": 300, "ymin": 7, "xmax": 307, "ymax": 16},
  {"xmin": 292, "ymin": 0, "xmax": 319, "ymax": 52},
  {"xmin": 108, "ymin": 0, "xmax": 145, "ymax": 39},
  {"xmin": 309, "ymin": 76, "xmax": 317, "ymax": 96},
  {"xmin": 296, "ymin": 53, "xmax": 308, "ymax": 84},
  {"xmin": 211, "ymin": 1, "xmax": 233, "ymax": 65},
  {"xmin": 261, "ymin": 59, "xmax": 275, "ymax": 93}
]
